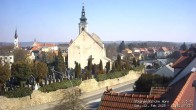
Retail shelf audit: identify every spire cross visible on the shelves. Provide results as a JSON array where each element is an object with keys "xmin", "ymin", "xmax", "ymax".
[{"xmin": 83, "ymin": 0, "xmax": 85, "ymax": 6}]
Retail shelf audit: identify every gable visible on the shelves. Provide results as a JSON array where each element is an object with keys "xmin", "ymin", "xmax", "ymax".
[{"xmin": 68, "ymin": 31, "xmax": 103, "ymax": 49}]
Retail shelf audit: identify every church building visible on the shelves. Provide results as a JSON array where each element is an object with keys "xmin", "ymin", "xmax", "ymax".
[
  {"xmin": 68, "ymin": 5, "xmax": 111, "ymax": 69},
  {"xmin": 14, "ymin": 29, "xmax": 19, "ymax": 49}
]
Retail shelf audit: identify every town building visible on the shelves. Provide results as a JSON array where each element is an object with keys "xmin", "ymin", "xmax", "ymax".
[
  {"xmin": 0, "ymin": 54, "xmax": 14, "ymax": 66},
  {"xmin": 98, "ymin": 46, "xmax": 196, "ymax": 110},
  {"xmin": 155, "ymin": 63, "xmax": 174, "ymax": 77},
  {"xmin": 29, "ymin": 39, "xmax": 58, "ymax": 60},
  {"xmin": 68, "ymin": 5, "xmax": 110, "ymax": 69},
  {"xmin": 156, "ymin": 47, "xmax": 171, "ymax": 58}
]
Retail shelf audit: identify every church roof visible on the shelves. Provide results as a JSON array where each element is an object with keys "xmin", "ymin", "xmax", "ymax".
[
  {"xmin": 83, "ymin": 31, "xmax": 104, "ymax": 48},
  {"xmin": 92, "ymin": 33, "xmax": 104, "ymax": 47}
]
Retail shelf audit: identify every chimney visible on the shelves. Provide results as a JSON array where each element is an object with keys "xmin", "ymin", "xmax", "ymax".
[
  {"xmin": 106, "ymin": 86, "xmax": 108, "ymax": 92},
  {"xmin": 192, "ymin": 80, "xmax": 196, "ymax": 110}
]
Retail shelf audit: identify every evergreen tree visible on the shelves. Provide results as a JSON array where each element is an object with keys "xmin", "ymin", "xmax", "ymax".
[
  {"xmin": 105, "ymin": 61, "xmax": 110, "ymax": 73},
  {"xmin": 111, "ymin": 62, "xmax": 116, "ymax": 72},
  {"xmin": 99, "ymin": 60, "xmax": 103, "ymax": 71},
  {"xmin": 118, "ymin": 41, "xmax": 126, "ymax": 53},
  {"xmin": 78, "ymin": 64, "xmax": 81, "ymax": 77},
  {"xmin": 124, "ymin": 61, "xmax": 130, "ymax": 70},
  {"xmin": 87, "ymin": 57, "xmax": 92, "ymax": 71},
  {"xmin": 74, "ymin": 62, "xmax": 81, "ymax": 78},
  {"xmin": 65, "ymin": 55, "xmax": 68, "ymax": 68},
  {"xmin": 98, "ymin": 60, "xmax": 105, "ymax": 74},
  {"xmin": 117, "ymin": 55, "xmax": 122, "ymax": 71},
  {"xmin": 133, "ymin": 58, "xmax": 137, "ymax": 67},
  {"xmin": 54, "ymin": 50, "xmax": 65, "ymax": 73},
  {"xmin": 92, "ymin": 64, "xmax": 97, "ymax": 75},
  {"xmin": 74, "ymin": 62, "xmax": 78, "ymax": 78},
  {"xmin": 180, "ymin": 42, "xmax": 187, "ymax": 51}
]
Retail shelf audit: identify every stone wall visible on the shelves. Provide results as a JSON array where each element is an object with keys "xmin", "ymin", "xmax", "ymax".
[
  {"xmin": 0, "ymin": 70, "xmax": 142, "ymax": 110},
  {"xmin": 79, "ymin": 70, "xmax": 142, "ymax": 92},
  {"xmin": 0, "ymin": 87, "xmax": 78, "ymax": 110}
]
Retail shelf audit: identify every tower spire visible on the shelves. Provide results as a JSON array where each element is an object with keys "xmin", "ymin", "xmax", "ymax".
[
  {"xmin": 14, "ymin": 28, "xmax": 18, "ymax": 39},
  {"xmin": 14, "ymin": 28, "xmax": 19, "ymax": 49},
  {"xmin": 79, "ymin": 2, "xmax": 88, "ymax": 34}
]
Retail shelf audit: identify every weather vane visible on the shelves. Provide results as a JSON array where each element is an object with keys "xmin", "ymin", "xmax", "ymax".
[{"xmin": 83, "ymin": 0, "xmax": 85, "ymax": 6}]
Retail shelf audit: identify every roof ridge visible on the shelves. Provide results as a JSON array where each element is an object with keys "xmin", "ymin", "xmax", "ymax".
[
  {"xmin": 171, "ymin": 72, "xmax": 195, "ymax": 107},
  {"xmin": 83, "ymin": 31, "xmax": 103, "ymax": 48}
]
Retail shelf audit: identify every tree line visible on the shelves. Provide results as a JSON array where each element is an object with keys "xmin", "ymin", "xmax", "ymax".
[{"xmin": 0, "ymin": 49, "xmax": 66, "ymax": 94}]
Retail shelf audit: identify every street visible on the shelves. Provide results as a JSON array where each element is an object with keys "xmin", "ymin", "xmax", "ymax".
[{"xmin": 22, "ymin": 80, "xmax": 135, "ymax": 110}]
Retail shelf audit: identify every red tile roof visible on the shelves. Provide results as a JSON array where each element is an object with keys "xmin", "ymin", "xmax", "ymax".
[
  {"xmin": 99, "ymin": 72, "xmax": 196, "ymax": 110},
  {"xmin": 31, "ymin": 42, "xmax": 56, "ymax": 51},
  {"xmin": 172, "ymin": 56, "xmax": 194, "ymax": 68},
  {"xmin": 160, "ymin": 72, "xmax": 196, "ymax": 110},
  {"xmin": 33, "ymin": 42, "xmax": 56, "ymax": 47},
  {"xmin": 31, "ymin": 46, "xmax": 41, "ymax": 51},
  {"xmin": 98, "ymin": 90, "xmax": 161, "ymax": 110},
  {"xmin": 158, "ymin": 47, "xmax": 169, "ymax": 52},
  {"xmin": 150, "ymin": 87, "xmax": 169, "ymax": 96}
]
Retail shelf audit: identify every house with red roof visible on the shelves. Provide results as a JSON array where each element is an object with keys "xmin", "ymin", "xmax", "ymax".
[
  {"xmin": 98, "ymin": 47, "xmax": 196, "ymax": 110},
  {"xmin": 29, "ymin": 40, "xmax": 58, "ymax": 60},
  {"xmin": 157, "ymin": 47, "xmax": 172, "ymax": 58}
]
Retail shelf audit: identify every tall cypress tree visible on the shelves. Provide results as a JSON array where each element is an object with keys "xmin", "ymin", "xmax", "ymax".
[
  {"xmin": 54, "ymin": 50, "xmax": 65, "ymax": 73},
  {"xmin": 105, "ymin": 61, "xmax": 110, "ymax": 73},
  {"xmin": 99, "ymin": 60, "xmax": 103, "ymax": 71},
  {"xmin": 92, "ymin": 64, "xmax": 97, "ymax": 75},
  {"xmin": 117, "ymin": 55, "xmax": 122, "ymax": 71},
  {"xmin": 180, "ymin": 42, "xmax": 187, "ymax": 51},
  {"xmin": 87, "ymin": 57, "xmax": 92, "ymax": 71},
  {"xmin": 118, "ymin": 41, "xmax": 126, "ymax": 53},
  {"xmin": 133, "ymin": 58, "xmax": 137, "ymax": 67},
  {"xmin": 74, "ymin": 62, "xmax": 78, "ymax": 78},
  {"xmin": 112, "ymin": 62, "xmax": 116, "ymax": 72}
]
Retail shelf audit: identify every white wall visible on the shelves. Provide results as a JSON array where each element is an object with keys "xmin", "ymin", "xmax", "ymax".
[
  {"xmin": 68, "ymin": 31, "xmax": 110, "ymax": 69},
  {"xmin": 0, "ymin": 55, "xmax": 14, "ymax": 65}
]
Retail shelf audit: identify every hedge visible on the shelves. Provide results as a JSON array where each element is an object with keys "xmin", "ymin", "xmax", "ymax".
[
  {"xmin": 131, "ymin": 65, "xmax": 145, "ymax": 71},
  {"xmin": 96, "ymin": 70, "xmax": 129, "ymax": 81},
  {"xmin": 39, "ymin": 79, "xmax": 82, "ymax": 92},
  {"xmin": 5, "ymin": 87, "xmax": 33, "ymax": 98}
]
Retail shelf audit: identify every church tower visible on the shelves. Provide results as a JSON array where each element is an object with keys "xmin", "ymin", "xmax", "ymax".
[
  {"xmin": 79, "ymin": 5, "xmax": 88, "ymax": 34},
  {"xmin": 14, "ymin": 29, "xmax": 19, "ymax": 49}
]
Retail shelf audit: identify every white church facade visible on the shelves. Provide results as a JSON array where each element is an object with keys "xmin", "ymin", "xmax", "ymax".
[{"xmin": 68, "ymin": 5, "xmax": 111, "ymax": 69}]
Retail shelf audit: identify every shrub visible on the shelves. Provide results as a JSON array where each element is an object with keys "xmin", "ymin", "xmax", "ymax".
[
  {"xmin": 39, "ymin": 79, "xmax": 82, "ymax": 92},
  {"xmin": 131, "ymin": 65, "xmax": 144, "ymax": 71},
  {"xmin": 5, "ymin": 87, "xmax": 32, "ymax": 98},
  {"xmin": 96, "ymin": 70, "xmax": 129, "ymax": 81},
  {"xmin": 133, "ymin": 74, "xmax": 172, "ymax": 92},
  {"xmin": 96, "ymin": 74, "xmax": 107, "ymax": 81}
]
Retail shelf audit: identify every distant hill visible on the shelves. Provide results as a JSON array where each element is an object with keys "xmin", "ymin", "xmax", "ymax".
[
  {"xmin": 0, "ymin": 42, "xmax": 68, "ymax": 47},
  {"xmin": 1, "ymin": 41, "xmax": 195, "ymax": 48}
]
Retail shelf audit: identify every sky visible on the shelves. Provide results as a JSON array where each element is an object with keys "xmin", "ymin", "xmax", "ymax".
[{"xmin": 0, "ymin": 0, "xmax": 196, "ymax": 43}]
